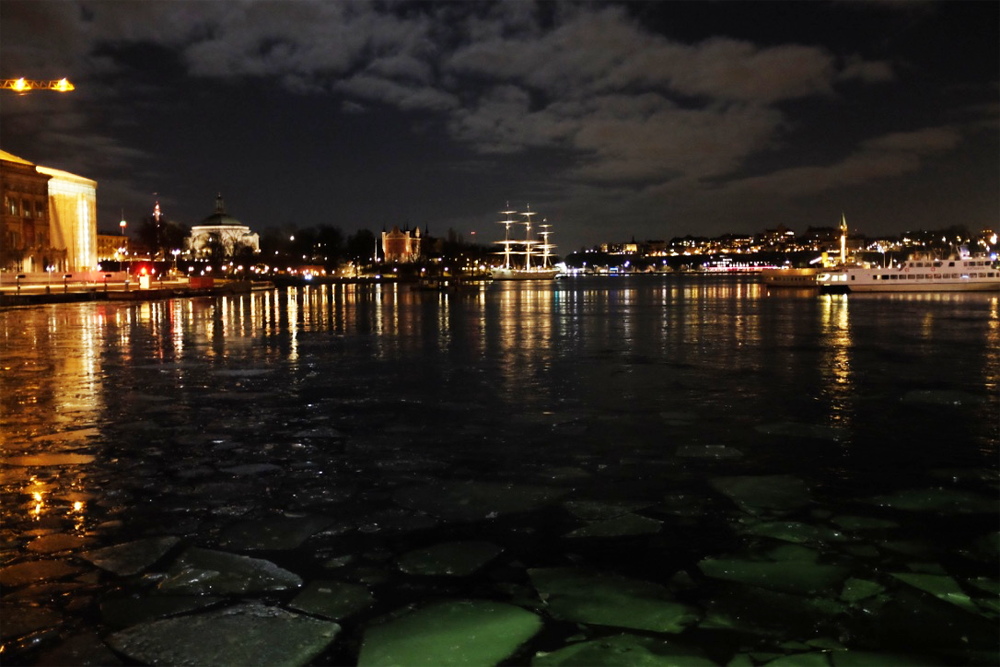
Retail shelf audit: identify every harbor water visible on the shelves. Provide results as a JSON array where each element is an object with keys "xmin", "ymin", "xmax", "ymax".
[{"xmin": 2, "ymin": 276, "xmax": 998, "ymax": 665}]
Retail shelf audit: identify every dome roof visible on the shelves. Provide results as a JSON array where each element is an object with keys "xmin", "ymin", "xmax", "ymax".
[{"xmin": 197, "ymin": 194, "xmax": 244, "ymax": 227}]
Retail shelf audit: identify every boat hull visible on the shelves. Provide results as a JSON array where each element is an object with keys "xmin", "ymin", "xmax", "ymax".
[
  {"xmin": 760, "ymin": 268, "xmax": 820, "ymax": 288},
  {"xmin": 490, "ymin": 268, "xmax": 558, "ymax": 280},
  {"xmin": 818, "ymin": 258, "xmax": 1000, "ymax": 293}
]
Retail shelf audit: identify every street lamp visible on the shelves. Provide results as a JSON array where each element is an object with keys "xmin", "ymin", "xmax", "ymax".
[{"xmin": 171, "ymin": 248, "xmax": 180, "ymax": 276}]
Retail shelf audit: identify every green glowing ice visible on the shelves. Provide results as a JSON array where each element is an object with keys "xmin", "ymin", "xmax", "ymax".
[
  {"xmin": 738, "ymin": 520, "xmax": 847, "ymax": 544},
  {"xmin": 531, "ymin": 633, "xmax": 716, "ymax": 666},
  {"xmin": 890, "ymin": 573, "xmax": 979, "ymax": 614},
  {"xmin": 357, "ymin": 599, "xmax": 542, "ymax": 666},
  {"xmin": 528, "ymin": 568, "xmax": 699, "ymax": 633},
  {"xmin": 397, "ymin": 541, "xmax": 502, "ymax": 576},
  {"xmin": 698, "ymin": 556, "xmax": 849, "ymax": 596},
  {"xmin": 840, "ymin": 577, "xmax": 884, "ymax": 603}
]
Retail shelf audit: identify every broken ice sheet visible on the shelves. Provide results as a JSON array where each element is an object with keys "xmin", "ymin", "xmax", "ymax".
[
  {"xmin": 100, "ymin": 595, "xmax": 223, "ymax": 629},
  {"xmin": 890, "ymin": 573, "xmax": 979, "ymax": 614},
  {"xmin": 564, "ymin": 513, "xmax": 662, "ymax": 539},
  {"xmin": 358, "ymin": 599, "xmax": 542, "ymax": 666},
  {"xmin": 754, "ymin": 422, "xmax": 847, "ymax": 441},
  {"xmin": 737, "ymin": 519, "xmax": 847, "ymax": 545},
  {"xmin": 107, "ymin": 602, "xmax": 339, "ymax": 666},
  {"xmin": 157, "ymin": 547, "xmax": 302, "ymax": 595},
  {"xmin": 532, "ymin": 632, "xmax": 716, "ymax": 666},
  {"xmin": 698, "ymin": 549, "xmax": 850, "ymax": 596},
  {"xmin": 0, "ymin": 605, "xmax": 62, "ymax": 641},
  {"xmin": 27, "ymin": 533, "xmax": 92, "ymax": 554},
  {"xmin": 393, "ymin": 480, "xmax": 569, "ymax": 522},
  {"xmin": 901, "ymin": 389, "xmax": 984, "ymax": 406},
  {"xmin": 830, "ymin": 515, "xmax": 899, "ymax": 530},
  {"xmin": 218, "ymin": 514, "xmax": 339, "ymax": 551},
  {"xmin": 562, "ymin": 500, "xmax": 653, "ymax": 522},
  {"xmin": 840, "ymin": 577, "xmax": 884, "ymax": 603},
  {"xmin": 80, "ymin": 536, "xmax": 180, "ymax": 576},
  {"xmin": 868, "ymin": 487, "xmax": 997, "ymax": 513},
  {"xmin": 676, "ymin": 445, "xmax": 743, "ymax": 459},
  {"xmin": 397, "ymin": 541, "xmax": 502, "ymax": 576},
  {"xmin": 528, "ymin": 567, "xmax": 700, "ymax": 633},
  {"xmin": 289, "ymin": 580, "xmax": 374, "ymax": 620},
  {"xmin": 0, "ymin": 559, "xmax": 84, "ymax": 587},
  {"xmin": 711, "ymin": 475, "xmax": 811, "ymax": 514}
]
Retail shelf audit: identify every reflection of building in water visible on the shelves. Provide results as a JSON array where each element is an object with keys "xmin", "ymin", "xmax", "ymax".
[
  {"xmin": 1, "ymin": 151, "xmax": 97, "ymax": 272},
  {"xmin": 381, "ymin": 225, "xmax": 422, "ymax": 263},
  {"xmin": 187, "ymin": 194, "xmax": 260, "ymax": 258}
]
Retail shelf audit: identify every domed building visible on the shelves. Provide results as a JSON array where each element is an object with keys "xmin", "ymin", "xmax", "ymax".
[{"xmin": 187, "ymin": 194, "xmax": 259, "ymax": 258}]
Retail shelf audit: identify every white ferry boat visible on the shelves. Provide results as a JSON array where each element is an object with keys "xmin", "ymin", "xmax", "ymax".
[
  {"xmin": 491, "ymin": 204, "xmax": 558, "ymax": 280},
  {"xmin": 818, "ymin": 252, "xmax": 999, "ymax": 293}
]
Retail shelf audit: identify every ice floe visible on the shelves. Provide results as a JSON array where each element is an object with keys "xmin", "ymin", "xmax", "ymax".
[
  {"xmin": 528, "ymin": 567, "xmax": 700, "ymax": 633},
  {"xmin": 107, "ymin": 602, "xmax": 339, "ymax": 665},
  {"xmin": 358, "ymin": 599, "xmax": 542, "ymax": 666}
]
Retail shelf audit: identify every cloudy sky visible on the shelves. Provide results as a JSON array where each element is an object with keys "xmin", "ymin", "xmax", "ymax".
[{"xmin": 1, "ymin": 1, "xmax": 996, "ymax": 251}]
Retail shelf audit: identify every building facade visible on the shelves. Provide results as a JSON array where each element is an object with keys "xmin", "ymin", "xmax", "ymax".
[
  {"xmin": 1, "ymin": 151, "xmax": 97, "ymax": 273},
  {"xmin": 187, "ymin": 195, "xmax": 259, "ymax": 258},
  {"xmin": 382, "ymin": 225, "xmax": 421, "ymax": 263}
]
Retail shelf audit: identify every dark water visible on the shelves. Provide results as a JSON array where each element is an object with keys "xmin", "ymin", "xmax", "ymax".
[{"xmin": 2, "ymin": 276, "xmax": 998, "ymax": 665}]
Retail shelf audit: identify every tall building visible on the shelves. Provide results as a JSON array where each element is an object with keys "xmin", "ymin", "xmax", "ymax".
[{"xmin": 0, "ymin": 151, "xmax": 96, "ymax": 273}]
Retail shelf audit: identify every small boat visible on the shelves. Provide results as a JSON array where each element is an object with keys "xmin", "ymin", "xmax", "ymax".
[
  {"xmin": 818, "ymin": 249, "xmax": 999, "ymax": 293},
  {"xmin": 491, "ymin": 204, "xmax": 559, "ymax": 280}
]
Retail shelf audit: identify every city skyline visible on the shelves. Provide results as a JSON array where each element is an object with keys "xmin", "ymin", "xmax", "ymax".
[{"xmin": 1, "ymin": 1, "xmax": 997, "ymax": 252}]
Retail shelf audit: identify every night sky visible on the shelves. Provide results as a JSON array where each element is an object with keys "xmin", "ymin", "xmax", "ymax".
[{"xmin": 1, "ymin": 1, "xmax": 996, "ymax": 252}]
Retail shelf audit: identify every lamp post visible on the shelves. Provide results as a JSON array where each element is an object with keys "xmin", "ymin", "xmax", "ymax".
[{"xmin": 171, "ymin": 248, "xmax": 180, "ymax": 277}]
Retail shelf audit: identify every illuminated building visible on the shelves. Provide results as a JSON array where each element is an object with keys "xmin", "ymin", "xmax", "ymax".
[
  {"xmin": 381, "ymin": 225, "xmax": 422, "ymax": 263},
  {"xmin": 1, "ymin": 151, "xmax": 96, "ymax": 273},
  {"xmin": 187, "ymin": 194, "xmax": 260, "ymax": 258}
]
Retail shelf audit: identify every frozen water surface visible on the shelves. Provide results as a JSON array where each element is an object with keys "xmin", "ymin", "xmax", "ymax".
[{"xmin": 1, "ymin": 278, "xmax": 997, "ymax": 665}]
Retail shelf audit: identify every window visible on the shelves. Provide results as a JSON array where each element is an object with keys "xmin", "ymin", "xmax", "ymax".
[
  {"xmin": 22, "ymin": 199, "xmax": 31, "ymax": 218},
  {"xmin": 907, "ymin": 275, "xmax": 915, "ymax": 279},
  {"xmin": 5, "ymin": 196, "xmax": 15, "ymax": 215},
  {"xmin": 948, "ymin": 261, "xmax": 955, "ymax": 267},
  {"xmin": 35, "ymin": 201, "xmax": 45, "ymax": 218}
]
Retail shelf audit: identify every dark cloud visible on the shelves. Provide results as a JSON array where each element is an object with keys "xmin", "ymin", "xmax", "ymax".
[{"xmin": 1, "ymin": 1, "xmax": 995, "ymax": 248}]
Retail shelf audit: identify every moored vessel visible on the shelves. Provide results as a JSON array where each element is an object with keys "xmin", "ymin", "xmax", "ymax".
[
  {"xmin": 818, "ymin": 251, "xmax": 999, "ymax": 293},
  {"xmin": 491, "ymin": 205, "xmax": 559, "ymax": 280}
]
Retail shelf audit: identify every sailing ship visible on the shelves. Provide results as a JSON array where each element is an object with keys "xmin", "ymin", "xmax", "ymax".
[{"xmin": 491, "ymin": 204, "xmax": 559, "ymax": 280}]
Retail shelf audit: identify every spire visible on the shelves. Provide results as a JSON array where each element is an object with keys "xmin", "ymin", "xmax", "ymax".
[{"xmin": 215, "ymin": 193, "xmax": 225, "ymax": 215}]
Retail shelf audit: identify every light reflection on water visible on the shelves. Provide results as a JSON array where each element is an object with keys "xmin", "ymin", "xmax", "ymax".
[{"xmin": 0, "ymin": 276, "xmax": 997, "ymax": 662}]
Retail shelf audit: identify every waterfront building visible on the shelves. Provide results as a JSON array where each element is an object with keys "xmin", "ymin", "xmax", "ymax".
[
  {"xmin": 381, "ymin": 225, "xmax": 422, "ymax": 263},
  {"xmin": 96, "ymin": 233, "xmax": 129, "ymax": 263},
  {"xmin": 1, "ymin": 151, "xmax": 97, "ymax": 273},
  {"xmin": 187, "ymin": 194, "xmax": 260, "ymax": 259}
]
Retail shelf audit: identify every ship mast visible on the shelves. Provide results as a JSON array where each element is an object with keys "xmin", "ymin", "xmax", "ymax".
[
  {"xmin": 497, "ymin": 204, "xmax": 517, "ymax": 269},
  {"xmin": 523, "ymin": 204, "xmax": 536, "ymax": 270},
  {"xmin": 538, "ymin": 221, "xmax": 554, "ymax": 268}
]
